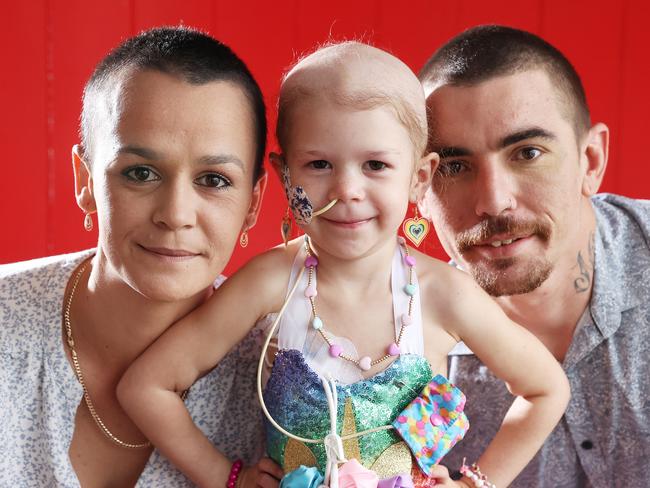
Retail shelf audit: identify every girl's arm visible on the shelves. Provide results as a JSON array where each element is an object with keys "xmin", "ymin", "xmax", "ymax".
[
  {"xmin": 117, "ymin": 249, "xmax": 291, "ymax": 488},
  {"xmin": 428, "ymin": 266, "xmax": 570, "ymax": 488}
]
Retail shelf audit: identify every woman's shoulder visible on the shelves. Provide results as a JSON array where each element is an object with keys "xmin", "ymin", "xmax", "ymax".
[
  {"xmin": 0, "ymin": 249, "xmax": 93, "ymax": 281},
  {"xmin": 0, "ymin": 249, "xmax": 94, "ymax": 351}
]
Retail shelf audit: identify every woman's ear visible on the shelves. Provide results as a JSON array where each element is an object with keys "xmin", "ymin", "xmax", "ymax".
[
  {"xmin": 242, "ymin": 170, "xmax": 268, "ymax": 232},
  {"xmin": 72, "ymin": 145, "xmax": 97, "ymax": 213},
  {"xmin": 410, "ymin": 151, "xmax": 439, "ymax": 203},
  {"xmin": 581, "ymin": 123, "xmax": 609, "ymax": 197}
]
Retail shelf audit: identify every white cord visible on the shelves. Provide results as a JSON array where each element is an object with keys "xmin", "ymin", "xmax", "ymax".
[
  {"xmin": 255, "ymin": 244, "xmax": 394, "ymax": 447},
  {"xmin": 321, "ymin": 374, "xmax": 347, "ymax": 488}
]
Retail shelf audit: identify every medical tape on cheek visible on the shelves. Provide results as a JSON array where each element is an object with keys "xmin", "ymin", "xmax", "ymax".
[{"xmin": 281, "ymin": 163, "xmax": 337, "ymax": 225}]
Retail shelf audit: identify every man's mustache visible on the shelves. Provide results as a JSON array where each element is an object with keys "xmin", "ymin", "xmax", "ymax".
[{"xmin": 456, "ymin": 216, "xmax": 551, "ymax": 253}]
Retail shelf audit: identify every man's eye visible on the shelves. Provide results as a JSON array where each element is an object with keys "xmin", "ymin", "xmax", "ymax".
[
  {"xmin": 123, "ymin": 166, "xmax": 159, "ymax": 182},
  {"xmin": 366, "ymin": 160, "xmax": 387, "ymax": 171},
  {"xmin": 517, "ymin": 147, "xmax": 542, "ymax": 161},
  {"xmin": 436, "ymin": 160, "xmax": 466, "ymax": 177},
  {"xmin": 309, "ymin": 160, "xmax": 331, "ymax": 170},
  {"xmin": 195, "ymin": 173, "xmax": 231, "ymax": 188}
]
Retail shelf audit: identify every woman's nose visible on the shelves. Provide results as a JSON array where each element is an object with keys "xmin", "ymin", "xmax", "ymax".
[{"xmin": 152, "ymin": 180, "xmax": 197, "ymax": 230}]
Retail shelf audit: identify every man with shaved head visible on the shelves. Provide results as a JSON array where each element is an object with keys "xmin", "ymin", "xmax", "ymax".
[{"xmin": 419, "ymin": 25, "xmax": 650, "ymax": 487}]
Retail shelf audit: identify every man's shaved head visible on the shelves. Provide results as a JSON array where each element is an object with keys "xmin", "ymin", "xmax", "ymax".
[{"xmin": 419, "ymin": 25, "xmax": 590, "ymax": 141}]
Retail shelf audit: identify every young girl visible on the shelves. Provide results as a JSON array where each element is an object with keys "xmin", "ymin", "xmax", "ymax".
[{"xmin": 119, "ymin": 42, "xmax": 569, "ymax": 488}]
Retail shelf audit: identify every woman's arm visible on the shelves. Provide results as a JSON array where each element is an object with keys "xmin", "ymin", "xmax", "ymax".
[
  {"xmin": 429, "ymin": 267, "xmax": 570, "ymax": 487},
  {"xmin": 117, "ymin": 248, "xmax": 291, "ymax": 487}
]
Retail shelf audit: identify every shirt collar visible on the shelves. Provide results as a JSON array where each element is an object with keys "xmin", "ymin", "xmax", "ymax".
[{"xmin": 589, "ymin": 202, "xmax": 644, "ymax": 339}]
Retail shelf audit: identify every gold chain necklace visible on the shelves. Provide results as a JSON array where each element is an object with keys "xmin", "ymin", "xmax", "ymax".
[{"xmin": 64, "ymin": 261, "xmax": 152, "ymax": 449}]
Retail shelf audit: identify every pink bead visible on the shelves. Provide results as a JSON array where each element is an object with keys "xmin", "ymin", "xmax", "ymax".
[
  {"xmin": 304, "ymin": 285, "xmax": 317, "ymax": 298},
  {"xmin": 397, "ymin": 236, "xmax": 406, "ymax": 244},
  {"xmin": 401, "ymin": 314, "xmax": 412, "ymax": 326},
  {"xmin": 404, "ymin": 255, "xmax": 416, "ymax": 267},
  {"xmin": 359, "ymin": 356, "xmax": 372, "ymax": 371},
  {"xmin": 305, "ymin": 255, "xmax": 318, "ymax": 268},
  {"xmin": 329, "ymin": 344, "xmax": 343, "ymax": 357},
  {"xmin": 388, "ymin": 342, "xmax": 400, "ymax": 356}
]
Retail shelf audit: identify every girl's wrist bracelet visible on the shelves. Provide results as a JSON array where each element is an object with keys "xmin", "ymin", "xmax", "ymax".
[
  {"xmin": 226, "ymin": 459, "xmax": 243, "ymax": 488},
  {"xmin": 460, "ymin": 458, "xmax": 496, "ymax": 488}
]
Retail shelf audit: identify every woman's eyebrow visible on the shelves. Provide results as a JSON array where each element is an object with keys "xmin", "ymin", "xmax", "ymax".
[
  {"xmin": 197, "ymin": 154, "xmax": 244, "ymax": 169},
  {"xmin": 118, "ymin": 145, "xmax": 160, "ymax": 160},
  {"xmin": 115, "ymin": 146, "xmax": 244, "ymax": 170}
]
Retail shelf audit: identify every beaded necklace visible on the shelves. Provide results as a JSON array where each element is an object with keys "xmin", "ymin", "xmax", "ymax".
[{"xmin": 303, "ymin": 237, "xmax": 417, "ymax": 371}]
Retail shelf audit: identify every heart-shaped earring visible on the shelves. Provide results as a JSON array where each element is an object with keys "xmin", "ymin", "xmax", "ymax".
[{"xmin": 402, "ymin": 206, "xmax": 430, "ymax": 247}]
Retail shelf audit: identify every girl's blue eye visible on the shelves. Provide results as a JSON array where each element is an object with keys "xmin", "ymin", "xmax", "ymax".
[
  {"xmin": 366, "ymin": 160, "xmax": 387, "ymax": 171},
  {"xmin": 310, "ymin": 160, "xmax": 331, "ymax": 170},
  {"xmin": 123, "ymin": 166, "xmax": 160, "ymax": 182},
  {"xmin": 194, "ymin": 173, "xmax": 231, "ymax": 188}
]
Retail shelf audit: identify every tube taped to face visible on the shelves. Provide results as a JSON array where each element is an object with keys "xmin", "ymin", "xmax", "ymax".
[{"xmin": 281, "ymin": 163, "xmax": 337, "ymax": 225}]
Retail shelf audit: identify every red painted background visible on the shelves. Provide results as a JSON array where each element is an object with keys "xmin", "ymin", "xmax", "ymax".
[{"xmin": 2, "ymin": 0, "xmax": 649, "ymax": 274}]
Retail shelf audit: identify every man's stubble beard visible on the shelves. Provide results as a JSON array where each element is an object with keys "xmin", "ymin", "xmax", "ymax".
[{"xmin": 468, "ymin": 254, "xmax": 552, "ymax": 297}]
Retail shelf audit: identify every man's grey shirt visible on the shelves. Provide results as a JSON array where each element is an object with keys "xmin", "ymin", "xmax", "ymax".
[{"xmin": 444, "ymin": 194, "xmax": 650, "ymax": 487}]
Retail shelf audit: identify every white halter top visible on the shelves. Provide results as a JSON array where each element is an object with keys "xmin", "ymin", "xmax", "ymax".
[{"xmin": 276, "ymin": 241, "xmax": 425, "ymax": 384}]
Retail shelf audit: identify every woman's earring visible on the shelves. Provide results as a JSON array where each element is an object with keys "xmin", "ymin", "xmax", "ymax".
[
  {"xmin": 239, "ymin": 229, "xmax": 249, "ymax": 248},
  {"xmin": 83, "ymin": 213, "xmax": 93, "ymax": 232},
  {"xmin": 402, "ymin": 206, "xmax": 430, "ymax": 247},
  {"xmin": 281, "ymin": 207, "xmax": 292, "ymax": 246}
]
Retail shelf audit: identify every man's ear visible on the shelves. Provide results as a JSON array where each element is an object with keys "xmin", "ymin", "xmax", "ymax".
[
  {"xmin": 581, "ymin": 123, "xmax": 609, "ymax": 197},
  {"xmin": 410, "ymin": 151, "xmax": 439, "ymax": 203},
  {"xmin": 72, "ymin": 144, "xmax": 96, "ymax": 213},
  {"xmin": 242, "ymin": 170, "xmax": 268, "ymax": 231}
]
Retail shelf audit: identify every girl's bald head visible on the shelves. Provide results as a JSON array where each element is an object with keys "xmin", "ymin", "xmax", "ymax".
[{"xmin": 277, "ymin": 42, "xmax": 427, "ymax": 157}]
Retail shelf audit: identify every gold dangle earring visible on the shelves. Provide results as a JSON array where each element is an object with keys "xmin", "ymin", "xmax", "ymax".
[
  {"xmin": 280, "ymin": 206, "xmax": 292, "ymax": 246},
  {"xmin": 402, "ymin": 206, "xmax": 430, "ymax": 247},
  {"xmin": 83, "ymin": 213, "xmax": 93, "ymax": 232},
  {"xmin": 239, "ymin": 229, "xmax": 249, "ymax": 248}
]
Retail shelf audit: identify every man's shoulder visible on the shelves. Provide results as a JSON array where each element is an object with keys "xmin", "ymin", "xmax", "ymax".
[
  {"xmin": 0, "ymin": 250, "xmax": 93, "ymax": 352},
  {"xmin": 592, "ymin": 193, "xmax": 650, "ymax": 239}
]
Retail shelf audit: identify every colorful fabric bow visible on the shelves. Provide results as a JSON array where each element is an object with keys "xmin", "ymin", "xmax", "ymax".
[
  {"xmin": 281, "ymin": 461, "xmax": 415, "ymax": 488},
  {"xmin": 280, "ymin": 465, "xmax": 324, "ymax": 488},
  {"xmin": 392, "ymin": 374, "xmax": 469, "ymax": 476}
]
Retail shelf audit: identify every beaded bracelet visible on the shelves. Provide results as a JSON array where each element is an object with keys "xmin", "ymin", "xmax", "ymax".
[
  {"xmin": 459, "ymin": 458, "xmax": 496, "ymax": 488},
  {"xmin": 226, "ymin": 459, "xmax": 243, "ymax": 488}
]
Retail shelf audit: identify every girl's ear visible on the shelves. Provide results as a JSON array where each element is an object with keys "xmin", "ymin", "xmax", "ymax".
[
  {"xmin": 269, "ymin": 152, "xmax": 285, "ymax": 180},
  {"xmin": 410, "ymin": 151, "xmax": 439, "ymax": 203},
  {"xmin": 72, "ymin": 144, "xmax": 97, "ymax": 213}
]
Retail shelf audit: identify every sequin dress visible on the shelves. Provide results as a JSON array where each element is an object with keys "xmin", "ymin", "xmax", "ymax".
[{"xmin": 263, "ymin": 243, "xmax": 435, "ymax": 483}]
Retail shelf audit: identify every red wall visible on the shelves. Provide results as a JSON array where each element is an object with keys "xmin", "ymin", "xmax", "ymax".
[{"xmin": 2, "ymin": 0, "xmax": 649, "ymax": 274}]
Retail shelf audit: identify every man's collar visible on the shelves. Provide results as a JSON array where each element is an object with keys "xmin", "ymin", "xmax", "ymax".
[{"xmin": 589, "ymin": 204, "xmax": 645, "ymax": 339}]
